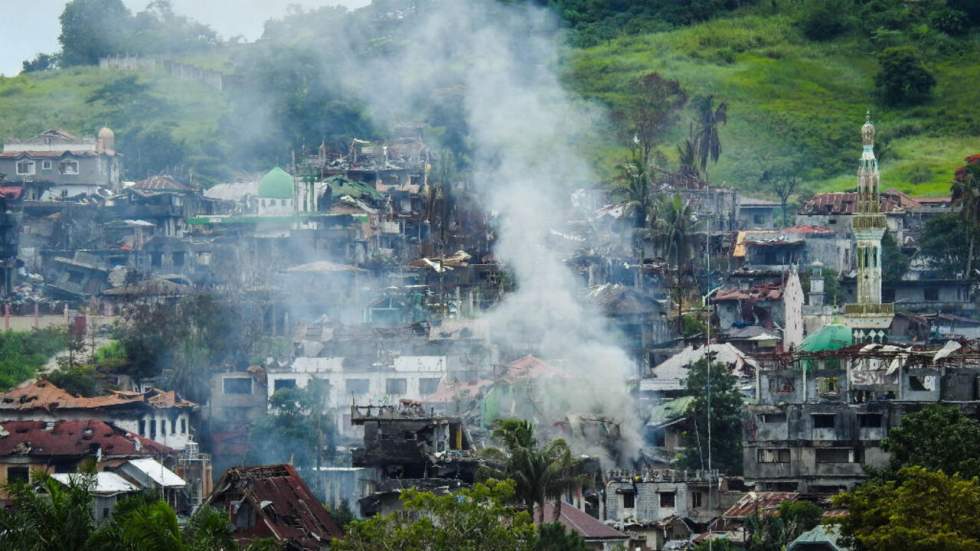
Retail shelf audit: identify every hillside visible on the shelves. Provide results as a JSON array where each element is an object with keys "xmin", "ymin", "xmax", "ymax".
[
  {"xmin": 568, "ymin": 12, "xmax": 980, "ymax": 197},
  {"xmin": 0, "ymin": 4, "xmax": 977, "ymax": 197}
]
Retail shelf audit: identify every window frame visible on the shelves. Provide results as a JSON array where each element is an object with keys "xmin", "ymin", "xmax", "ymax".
[
  {"xmin": 15, "ymin": 160, "xmax": 35, "ymax": 176},
  {"xmin": 222, "ymin": 377, "xmax": 253, "ymax": 395}
]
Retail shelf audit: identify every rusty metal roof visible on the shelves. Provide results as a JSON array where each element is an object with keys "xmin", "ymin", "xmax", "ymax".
[
  {"xmin": 799, "ymin": 190, "xmax": 920, "ymax": 215},
  {"xmin": 722, "ymin": 491, "xmax": 799, "ymax": 519},
  {"xmin": 0, "ymin": 380, "xmax": 197, "ymax": 413},
  {"xmin": 0, "ymin": 419, "xmax": 171, "ymax": 458},
  {"xmin": 539, "ymin": 503, "xmax": 629, "ymax": 541},
  {"xmin": 207, "ymin": 464, "xmax": 342, "ymax": 549},
  {"xmin": 132, "ymin": 175, "xmax": 195, "ymax": 193}
]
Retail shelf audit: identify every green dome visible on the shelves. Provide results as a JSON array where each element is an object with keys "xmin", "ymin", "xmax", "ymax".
[
  {"xmin": 258, "ymin": 167, "xmax": 294, "ymax": 199},
  {"xmin": 801, "ymin": 323, "xmax": 853, "ymax": 353}
]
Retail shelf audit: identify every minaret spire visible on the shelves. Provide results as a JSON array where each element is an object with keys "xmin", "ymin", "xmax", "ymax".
[{"xmin": 846, "ymin": 112, "xmax": 893, "ymax": 343}]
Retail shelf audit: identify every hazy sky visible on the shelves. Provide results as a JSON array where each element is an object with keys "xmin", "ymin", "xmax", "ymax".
[{"xmin": 0, "ymin": 0, "xmax": 370, "ymax": 76}]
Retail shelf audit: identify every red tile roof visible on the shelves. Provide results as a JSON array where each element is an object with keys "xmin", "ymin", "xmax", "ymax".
[
  {"xmin": 207, "ymin": 464, "xmax": 342, "ymax": 549},
  {"xmin": 0, "ymin": 380, "xmax": 197, "ymax": 413},
  {"xmin": 0, "ymin": 419, "xmax": 171, "ymax": 458},
  {"xmin": 538, "ymin": 503, "xmax": 629, "ymax": 541}
]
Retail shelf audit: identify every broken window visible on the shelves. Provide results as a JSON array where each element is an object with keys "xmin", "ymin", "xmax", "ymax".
[
  {"xmin": 138, "ymin": 419, "xmax": 146, "ymax": 436},
  {"xmin": 924, "ymin": 288, "xmax": 939, "ymax": 301},
  {"xmin": 660, "ymin": 492, "xmax": 676, "ymax": 508},
  {"xmin": 15, "ymin": 160, "xmax": 35, "ymax": 176},
  {"xmin": 768, "ymin": 376, "xmax": 795, "ymax": 394},
  {"xmin": 6, "ymin": 466, "xmax": 29, "ymax": 484},
  {"xmin": 419, "ymin": 378, "xmax": 441, "ymax": 395},
  {"xmin": 908, "ymin": 376, "xmax": 928, "ymax": 391},
  {"xmin": 758, "ymin": 449, "xmax": 791, "ymax": 463},
  {"xmin": 759, "ymin": 413, "xmax": 787, "ymax": 424},
  {"xmin": 59, "ymin": 160, "xmax": 79, "ymax": 175},
  {"xmin": 223, "ymin": 377, "xmax": 252, "ymax": 395},
  {"xmin": 274, "ymin": 378, "xmax": 297, "ymax": 393},
  {"xmin": 171, "ymin": 419, "xmax": 176, "ymax": 434},
  {"xmin": 67, "ymin": 271, "xmax": 84, "ymax": 284},
  {"xmin": 180, "ymin": 418, "xmax": 187, "ymax": 434},
  {"xmin": 692, "ymin": 491, "xmax": 703, "ymax": 508},
  {"xmin": 622, "ymin": 492, "xmax": 635, "ymax": 509},
  {"xmin": 816, "ymin": 377, "xmax": 839, "ymax": 396},
  {"xmin": 161, "ymin": 419, "xmax": 166, "ymax": 436},
  {"xmin": 346, "ymin": 379, "xmax": 370, "ymax": 395},
  {"xmin": 858, "ymin": 413, "xmax": 882, "ymax": 428},
  {"xmin": 150, "ymin": 418, "xmax": 157, "ymax": 439},
  {"xmin": 386, "ymin": 378, "xmax": 407, "ymax": 395},
  {"xmin": 815, "ymin": 448, "xmax": 852, "ymax": 463},
  {"xmin": 812, "ymin": 414, "xmax": 836, "ymax": 429}
]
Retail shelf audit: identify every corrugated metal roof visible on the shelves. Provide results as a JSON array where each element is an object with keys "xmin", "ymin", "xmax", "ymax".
[
  {"xmin": 207, "ymin": 464, "xmax": 342, "ymax": 548},
  {"xmin": 0, "ymin": 419, "xmax": 171, "ymax": 458},
  {"xmin": 723, "ymin": 491, "xmax": 798, "ymax": 519},
  {"xmin": 799, "ymin": 190, "xmax": 920, "ymax": 215},
  {"xmin": 52, "ymin": 471, "xmax": 138, "ymax": 496},
  {"xmin": 126, "ymin": 457, "xmax": 186, "ymax": 488},
  {"xmin": 539, "ymin": 503, "xmax": 629, "ymax": 541}
]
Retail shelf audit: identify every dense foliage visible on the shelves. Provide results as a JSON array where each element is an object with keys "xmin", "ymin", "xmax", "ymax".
[
  {"xmin": 0, "ymin": 328, "xmax": 68, "ymax": 390},
  {"xmin": 678, "ymin": 359, "xmax": 744, "ymax": 474},
  {"xmin": 918, "ymin": 213, "xmax": 973, "ymax": 277},
  {"xmin": 59, "ymin": 0, "xmax": 217, "ymax": 67},
  {"xmin": 333, "ymin": 479, "xmax": 537, "ymax": 551},
  {"xmin": 0, "ymin": 474, "xmax": 277, "ymax": 551},
  {"xmin": 875, "ymin": 47, "xmax": 936, "ymax": 106},
  {"xmin": 882, "ymin": 404, "xmax": 980, "ymax": 479},
  {"xmin": 833, "ymin": 466, "xmax": 980, "ymax": 551},
  {"xmin": 744, "ymin": 500, "xmax": 823, "ymax": 551},
  {"xmin": 246, "ymin": 380, "xmax": 336, "ymax": 469}
]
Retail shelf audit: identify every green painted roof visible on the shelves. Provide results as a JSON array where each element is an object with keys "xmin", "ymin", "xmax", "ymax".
[
  {"xmin": 788, "ymin": 525, "xmax": 846, "ymax": 551},
  {"xmin": 647, "ymin": 396, "xmax": 695, "ymax": 427},
  {"xmin": 801, "ymin": 324, "xmax": 853, "ymax": 353},
  {"xmin": 325, "ymin": 175, "xmax": 383, "ymax": 201},
  {"xmin": 258, "ymin": 167, "xmax": 294, "ymax": 199}
]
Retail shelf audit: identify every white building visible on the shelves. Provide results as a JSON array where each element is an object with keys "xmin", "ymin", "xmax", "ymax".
[{"xmin": 267, "ymin": 355, "xmax": 448, "ymax": 436}]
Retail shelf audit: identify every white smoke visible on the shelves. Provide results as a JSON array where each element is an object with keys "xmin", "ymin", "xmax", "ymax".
[{"xmin": 348, "ymin": 1, "xmax": 643, "ymax": 463}]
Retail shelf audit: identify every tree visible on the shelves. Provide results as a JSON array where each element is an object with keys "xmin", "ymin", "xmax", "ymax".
[
  {"xmin": 833, "ymin": 466, "xmax": 980, "ymax": 551},
  {"xmin": 333, "ymin": 479, "xmax": 537, "ymax": 551},
  {"xmin": 881, "ymin": 231, "xmax": 910, "ymax": 285},
  {"xmin": 59, "ymin": 0, "xmax": 132, "ymax": 66},
  {"xmin": 485, "ymin": 419, "xmax": 589, "ymax": 524},
  {"xmin": 246, "ymin": 380, "xmax": 335, "ymax": 471},
  {"xmin": 875, "ymin": 46, "xmax": 936, "ymax": 106},
  {"xmin": 0, "ymin": 472, "xmax": 95, "ymax": 551},
  {"xmin": 744, "ymin": 500, "xmax": 822, "ymax": 551},
  {"xmin": 678, "ymin": 359, "xmax": 744, "ymax": 474},
  {"xmin": 656, "ymin": 194, "xmax": 696, "ymax": 270},
  {"xmin": 615, "ymin": 144, "xmax": 653, "ymax": 229},
  {"xmin": 535, "ymin": 523, "xmax": 588, "ymax": 551},
  {"xmin": 918, "ymin": 213, "xmax": 973, "ymax": 278},
  {"xmin": 45, "ymin": 364, "xmax": 100, "ymax": 397},
  {"xmin": 951, "ymin": 156, "xmax": 980, "ymax": 278},
  {"xmin": 22, "ymin": 53, "xmax": 60, "ymax": 73},
  {"xmin": 692, "ymin": 95, "xmax": 728, "ymax": 183},
  {"xmin": 798, "ymin": 0, "xmax": 851, "ymax": 40},
  {"xmin": 882, "ymin": 404, "xmax": 980, "ymax": 480},
  {"xmin": 759, "ymin": 163, "xmax": 802, "ymax": 227},
  {"xmin": 622, "ymin": 73, "xmax": 687, "ymax": 167}
]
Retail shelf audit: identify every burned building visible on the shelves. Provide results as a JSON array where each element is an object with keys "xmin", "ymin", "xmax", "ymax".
[
  {"xmin": 205, "ymin": 464, "xmax": 343, "ymax": 550},
  {"xmin": 743, "ymin": 334, "xmax": 980, "ymax": 494},
  {"xmin": 350, "ymin": 402, "xmax": 478, "ymax": 481}
]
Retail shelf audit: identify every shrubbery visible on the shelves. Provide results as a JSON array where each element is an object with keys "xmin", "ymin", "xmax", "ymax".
[{"xmin": 875, "ymin": 46, "xmax": 936, "ymax": 106}]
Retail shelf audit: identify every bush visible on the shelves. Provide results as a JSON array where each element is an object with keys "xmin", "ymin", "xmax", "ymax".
[
  {"xmin": 799, "ymin": 0, "xmax": 851, "ymax": 40},
  {"xmin": 875, "ymin": 46, "xmax": 936, "ymax": 106},
  {"xmin": 930, "ymin": 8, "xmax": 968, "ymax": 36}
]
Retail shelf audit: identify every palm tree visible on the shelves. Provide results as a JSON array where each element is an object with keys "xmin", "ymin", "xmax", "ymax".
[
  {"xmin": 692, "ymin": 95, "xmax": 728, "ymax": 183},
  {"xmin": 0, "ymin": 472, "xmax": 95, "ymax": 551},
  {"xmin": 486, "ymin": 419, "xmax": 590, "ymax": 524},
  {"xmin": 952, "ymin": 161, "xmax": 980, "ymax": 278},
  {"xmin": 657, "ymin": 194, "xmax": 696, "ymax": 270},
  {"xmin": 615, "ymin": 142, "xmax": 652, "ymax": 228},
  {"xmin": 676, "ymin": 127, "xmax": 701, "ymax": 183}
]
